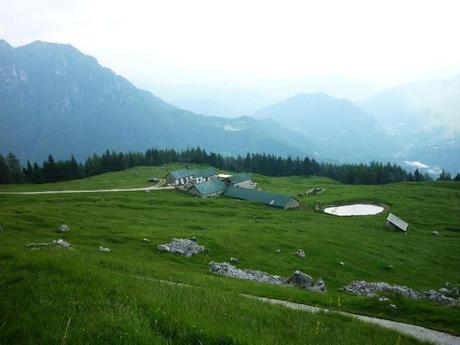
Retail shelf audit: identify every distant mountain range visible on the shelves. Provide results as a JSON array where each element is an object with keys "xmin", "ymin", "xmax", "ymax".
[
  {"xmin": 0, "ymin": 39, "xmax": 459, "ymax": 173},
  {"xmin": 360, "ymin": 77, "xmax": 460, "ymax": 173},
  {"xmin": 0, "ymin": 40, "xmax": 304, "ymax": 162}
]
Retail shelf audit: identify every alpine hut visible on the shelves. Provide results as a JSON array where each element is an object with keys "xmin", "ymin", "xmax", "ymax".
[
  {"xmin": 227, "ymin": 173, "xmax": 253, "ymax": 188},
  {"xmin": 165, "ymin": 168, "xmax": 195, "ymax": 186},
  {"xmin": 187, "ymin": 179, "xmax": 227, "ymax": 198}
]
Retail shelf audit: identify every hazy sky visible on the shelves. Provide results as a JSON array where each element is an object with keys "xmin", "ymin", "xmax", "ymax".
[{"xmin": 1, "ymin": 0, "xmax": 460, "ymax": 89}]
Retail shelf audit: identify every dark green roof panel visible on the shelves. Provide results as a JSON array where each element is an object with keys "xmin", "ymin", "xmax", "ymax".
[
  {"xmin": 169, "ymin": 168, "xmax": 196, "ymax": 180},
  {"xmin": 224, "ymin": 186, "xmax": 295, "ymax": 208},
  {"xmin": 229, "ymin": 173, "xmax": 250, "ymax": 184},
  {"xmin": 193, "ymin": 179, "xmax": 226, "ymax": 196}
]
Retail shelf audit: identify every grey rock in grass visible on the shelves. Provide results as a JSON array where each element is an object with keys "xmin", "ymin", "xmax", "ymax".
[
  {"xmin": 209, "ymin": 263, "xmax": 326, "ymax": 293},
  {"xmin": 378, "ymin": 297, "xmax": 390, "ymax": 302},
  {"xmin": 339, "ymin": 261, "xmax": 345, "ymax": 266},
  {"xmin": 53, "ymin": 239, "xmax": 71, "ymax": 248},
  {"xmin": 432, "ymin": 230, "xmax": 439, "ymax": 236},
  {"xmin": 158, "ymin": 238, "xmax": 204, "ymax": 257},
  {"xmin": 99, "ymin": 246, "xmax": 111, "ymax": 252},
  {"xmin": 311, "ymin": 278, "xmax": 327, "ymax": 292},
  {"xmin": 57, "ymin": 224, "xmax": 70, "ymax": 233},
  {"xmin": 275, "ymin": 249, "xmax": 281, "ymax": 253},
  {"xmin": 295, "ymin": 249, "xmax": 306, "ymax": 258},
  {"xmin": 157, "ymin": 244, "xmax": 170, "ymax": 252},
  {"xmin": 229, "ymin": 257, "xmax": 239, "ymax": 264},
  {"xmin": 390, "ymin": 304, "xmax": 397, "ymax": 309},
  {"xmin": 209, "ymin": 262, "xmax": 285, "ymax": 285},
  {"xmin": 25, "ymin": 242, "xmax": 50, "ymax": 248},
  {"xmin": 190, "ymin": 236, "xmax": 197, "ymax": 242},
  {"xmin": 287, "ymin": 271, "xmax": 313, "ymax": 288},
  {"xmin": 143, "ymin": 238, "xmax": 150, "ymax": 243},
  {"xmin": 342, "ymin": 280, "xmax": 460, "ymax": 306}
]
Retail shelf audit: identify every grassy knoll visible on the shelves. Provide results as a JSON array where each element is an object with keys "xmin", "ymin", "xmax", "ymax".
[
  {"xmin": 0, "ymin": 163, "xmax": 205, "ymax": 192},
  {"xmin": 0, "ymin": 164, "xmax": 459, "ymax": 344}
]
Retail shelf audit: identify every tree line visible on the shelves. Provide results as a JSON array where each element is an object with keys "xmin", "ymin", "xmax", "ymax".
[{"xmin": 1, "ymin": 148, "xmax": 459, "ymax": 185}]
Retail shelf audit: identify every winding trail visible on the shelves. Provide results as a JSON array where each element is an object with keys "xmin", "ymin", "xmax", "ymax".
[
  {"xmin": 0, "ymin": 180, "xmax": 174, "ymax": 195},
  {"xmin": 122, "ymin": 272, "xmax": 460, "ymax": 345}
]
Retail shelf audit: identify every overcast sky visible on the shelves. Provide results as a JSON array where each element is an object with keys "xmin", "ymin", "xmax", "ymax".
[{"xmin": 1, "ymin": 0, "xmax": 460, "ymax": 89}]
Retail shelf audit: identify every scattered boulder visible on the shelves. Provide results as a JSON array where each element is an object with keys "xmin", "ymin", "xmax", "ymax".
[
  {"xmin": 99, "ymin": 246, "xmax": 111, "ymax": 252},
  {"xmin": 157, "ymin": 244, "xmax": 170, "ymax": 252},
  {"xmin": 25, "ymin": 242, "xmax": 50, "ymax": 248},
  {"xmin": 56, "ymin": 224, "xmax": 70, "ymax": 233},
  {"xmin": 275, "ymin": 249, "xmax": 281, "ymax": 254},
  {"xmin": 229, "ymin": 257, "xmax": 239, "ymax": 264},
  {"xmin": 339, "ymin": 261, "xmax": 345, "ymax": 266},
  {"xmin": 390, "ymin": 304, "xmax": 397, "ymax": 309},
  {"xmin": 210, "ymin": 262, "xmax": 285, "ymax": 285},
  {"xmin": 342, "ymin": 280, "xmax": 460, "ymax": 306},
  {"xmin": 190, "ymin": 236, "xmax": 197, "ymax": 242},
  {"xmin": 311, "ymin": 278, "xmax": 327, "ymax": 292},
  {"xmin": 287, "ymin": 271, "xmax": 313, "ymax": 288},
  {"xmin": 53, "ymin": 239, "xmax": 71, "ymax": 248},
  {"xmin": 158, "ymin": 238, "xmax": 205, "ymax": 257},
  {"xmin": 295, "ymin": 249, "xmax": 305, "ymax": 258},
  {"xmin": 378, "ymin": 297, "xmax": 390, "ymax": 302},
  {"xmin": 143, "ymin": 238, "xmax": 150, "ymax": 243},
  {"xmin": 210, "ymin": 263, "xmax": 326, "ymax": 292},
  {"xmin": 432, "ymin": 230, "xmax": 439, "ymax": 236}
]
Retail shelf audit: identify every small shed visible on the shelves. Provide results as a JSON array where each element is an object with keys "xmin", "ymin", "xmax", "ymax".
[
  {"xmin": 227, "ymin": 173, "xmax": 253, "ymax": 188},
  {"xmin": 224, "ymin": 186, "xmax": 299, "ymax": 209},
  {"xmin": 187, "ymin": 179, "xmax": 226, "ymax": 198},
  {"xmin": 385, "ymin": 213, "xmax": 409, "ymax": 232}
]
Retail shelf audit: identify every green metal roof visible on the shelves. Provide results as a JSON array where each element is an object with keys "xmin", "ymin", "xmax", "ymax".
[
  {"xmin": 194, "ymin": 167, "xmax": 217, "ymax": 178},
  {"xmin": 228, "ymin": 173, "xmax": 250, "ymax": 184},
  {"xmin": 224, "ymin": 186, "xmax": 295, "ymax": 208},
  {"xmin": 192, "ymin": 179, "xmax": 226, "ymax": 196},
  {"xmin": 169, "ymin": 168, "xmax": 196, "ymax": 180}
]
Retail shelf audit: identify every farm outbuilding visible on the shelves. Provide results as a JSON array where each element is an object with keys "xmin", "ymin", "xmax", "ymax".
[
  {"xmin": 194, "ymin": 167, "xmax": 217, "ymax": 184},
  {"xmin": 166, "ymin": 167, "xmax": 218, "ymax": 186},
  {"xmin": 227, "ymin": 173, "xmax": 254, "ymax": 188},
  {"xmin": 223, "ymin": 186, "xmax": 299, "ymax": 209},
  {"xmin": 187, "ymin": 179, "xmax": 227, "ymax": 197},
  {"xmin": 165, "ymin": 168, "xmax": 195, "ymax": 185},
  {"xmin": 385, "ymin": 213, "xmax": 409, "ymax": 232}
]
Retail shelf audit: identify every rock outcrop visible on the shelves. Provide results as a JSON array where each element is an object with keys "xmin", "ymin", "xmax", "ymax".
[
  {"xmin": 342, "ymin": 280, "xmax": 460, "ymax": 306},
  {"xmin": 157, "ymin": 238, "xmax": 205, "ymax": 257}
]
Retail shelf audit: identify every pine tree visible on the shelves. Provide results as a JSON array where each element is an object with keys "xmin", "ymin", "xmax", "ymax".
[{"xmin": 6, "ymin": 152, "xmax": 22, "ymax": 183}]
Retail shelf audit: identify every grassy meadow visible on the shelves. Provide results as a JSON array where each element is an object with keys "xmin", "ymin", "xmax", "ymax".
[{"xmin": 0, "ymin": 164, "xmax": 459, "ymax": 344}]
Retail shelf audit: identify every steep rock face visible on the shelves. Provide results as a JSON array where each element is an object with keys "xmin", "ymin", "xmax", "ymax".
[
  {"xmin": 252, "ymin": 93, "xmax": 397, "ymax": 162},
  {"xmin": 0, "ymin": 40, "xmax": 303, "ymax": 162}
]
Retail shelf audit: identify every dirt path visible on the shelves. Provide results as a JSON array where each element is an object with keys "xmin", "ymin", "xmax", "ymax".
[
  {"xmin": 0, "ymin": 180, "xmax": 175, "ymax": 195},
  {"xmin": 120, "ymin": 272, "xmax": 459, "ymax": 345},
  {"xmin": 245, "ymin": 295, "xmax": 460, "ymax": 345}
]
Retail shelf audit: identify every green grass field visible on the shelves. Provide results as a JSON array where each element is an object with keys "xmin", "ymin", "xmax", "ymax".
[{"xmin": 1, "ymin": 164, "xmax": 459, "ymax": 344}]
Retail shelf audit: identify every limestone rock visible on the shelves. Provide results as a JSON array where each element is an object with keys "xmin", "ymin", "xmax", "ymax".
[
  {"xmin": 295, "ymin": 249, "xmax": 306, "ymax": 258},
  {"xmin": 57, "ymin": 224, "xmax": 70, "ymax": 233},
  {"xmin": 53, "ymin": 239, "xmax": 71, "ymax": 248},
  {"xmin": 287, "ymin": 270, "xmax": 314, "ymax": 288},
  {"xmin": 158, "ymin": 238, "xmax": 204, "ymax": 256}
]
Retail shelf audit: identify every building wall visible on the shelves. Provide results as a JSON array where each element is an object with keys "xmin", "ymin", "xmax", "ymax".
[{"xmin": 284, "ymin": 198, "xmax": 300, "ymax": 209}]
